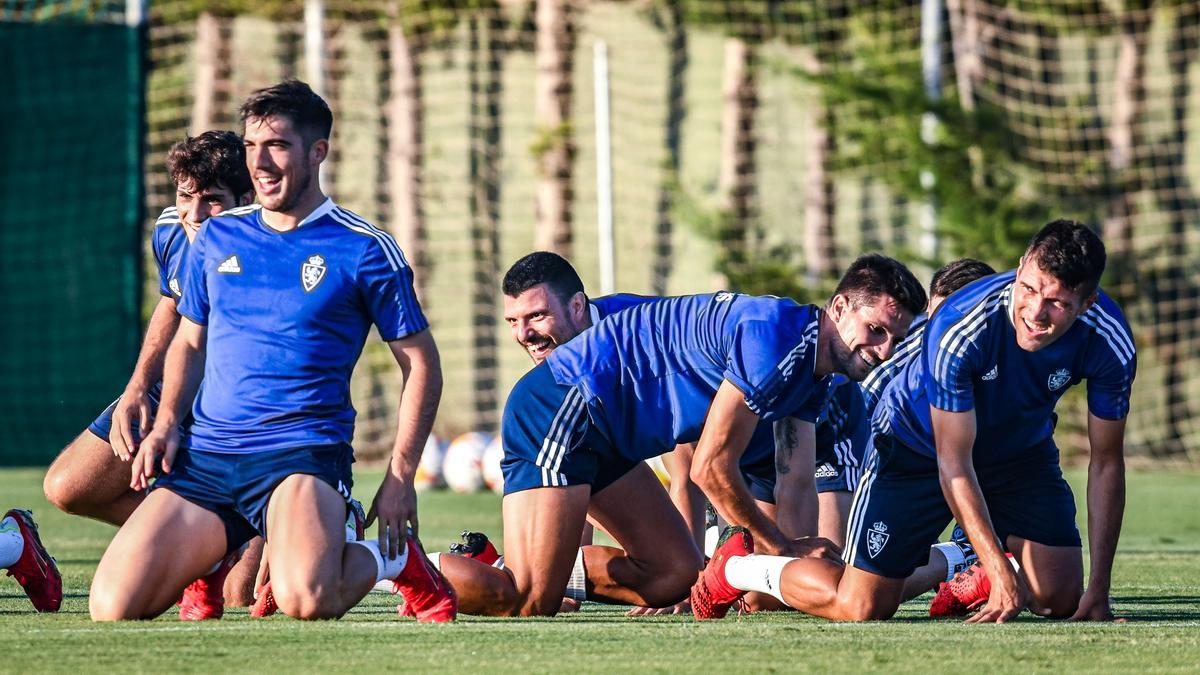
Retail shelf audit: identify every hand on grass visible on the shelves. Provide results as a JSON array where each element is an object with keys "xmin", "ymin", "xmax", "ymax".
[
  {"xmin": 966, "ymin": 563, "xmax": 1028, "ymax": 624},
  {"xmin": 1068, "ymin": 588, "xmax": 1120, "ymax": 622},
  {"xmin": 627, "ymin": 599, "xmax": 690, "ymax": 616}
]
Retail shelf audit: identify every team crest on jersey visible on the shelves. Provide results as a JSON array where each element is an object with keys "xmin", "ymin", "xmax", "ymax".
[
  {"xmin": 168, "ymin": 278, "xmax": 181, "ymax": 297},
  {"xmin": 301, "ymin": 254, "xmax": 327, "ymax": 292},
  {"xmin": 867, "ymin": 521, "xmax": 889, "ymax": 558},
  {"xmin": 1047, "ymin": 368, "xmax": 1071, "ymax": 391}
]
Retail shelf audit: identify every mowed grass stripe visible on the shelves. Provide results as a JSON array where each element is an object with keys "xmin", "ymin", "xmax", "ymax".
[{"xmin": 1, "ymin": 467, "xmax": 1198, "ymax": 673}]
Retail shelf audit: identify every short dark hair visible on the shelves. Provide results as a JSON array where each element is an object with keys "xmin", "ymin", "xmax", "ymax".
[
  {"xmin": 239, "ymin": 79, "xmax": 333, "ymax": 146},
  {"xmin": 166, "ymin": 130, "xmax": 253, "ymax": 198},
  {"xmin": 502, "ymin": 252, "xmax": 585, "ymax": 304},
  {"xmin": 930, "ymin": 258, "xmax": 996, "ymax": 300},
  {"xmin": 831, "ymin": 254, "xmax": 927, "ymax": 318},
  {"xmin": 1024, "ymin": 219, "xmax": 1106, "ymax": 297}
]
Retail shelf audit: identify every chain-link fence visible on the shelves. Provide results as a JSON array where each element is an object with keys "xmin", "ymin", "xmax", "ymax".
[{"xmin": 6, "ymin": 1, "xmax": 1195, "ymax": 462}]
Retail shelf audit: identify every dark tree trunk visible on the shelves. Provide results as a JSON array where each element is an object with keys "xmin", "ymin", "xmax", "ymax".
[{"xmin": 468, "ymin": 10, "xmax": 505, "ymax": 433}]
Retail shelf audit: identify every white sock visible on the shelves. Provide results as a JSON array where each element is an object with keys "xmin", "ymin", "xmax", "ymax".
[
  {"xmin": 564, "ymin": 548, "xmax": 587, "ymax": 602},
  {"xmin": 350, "ymin": 539, "xmax": 408, "ymax": 584},
  {"xmin": 724, "ymin": 554, "xmax": 792, "ymax": 605},
  {"xmin": 0, "ymin": 516, "xmax": 23, "ymax": 569},
  {"xmin": 931, "ymin": 542, "xmax": 966, "ymax": 582}
]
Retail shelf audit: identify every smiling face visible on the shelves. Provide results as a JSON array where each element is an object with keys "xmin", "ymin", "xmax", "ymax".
[
  {"xmin": 503, "ymin": 284, "xmax": 589, "ymax": 364},
  {"xmin": 1011, "ymin": 257, "xmax": 1096, "ymax": 352},
  {"xmin": 826, "ymin": 293, "xmax": 913, "ymax": 381},
  {"xmin": 174, "ymin": 178, "xmax": 244, "ymax": 240},
  {"xmin": 243, "ymin": 115, "xmax": 326, "ymax": 216}
]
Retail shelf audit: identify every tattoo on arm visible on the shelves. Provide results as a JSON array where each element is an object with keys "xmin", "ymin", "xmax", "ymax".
[{"xmin": 775, "ymin": 420, "xmax": 798, "ymax": 475}]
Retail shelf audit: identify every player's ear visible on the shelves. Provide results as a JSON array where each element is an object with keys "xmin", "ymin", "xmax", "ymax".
[
  {"xmin": 1078, "ymin": 291, "xmax": 1098, "ymax": 315},
  {"xmin": 236, "ymin": 191, "xmax": 254, "ymax": 207},
  {"xmin": 569, "ymin": 291, "xmax": 587, "ymax": 323},
  {"xmin": 828, "ymin": 293, "xmax": 848, "ymax": 321},
  {"xmin": 309, "ymin": 138, "xmax": 329, "ymax": 165}
]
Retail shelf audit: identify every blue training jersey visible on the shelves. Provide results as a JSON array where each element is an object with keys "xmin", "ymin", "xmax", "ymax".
[
  {"xmin": 875, "ymin": 271, "xmax": 1136, "ymax": 464},
  {"xmin": 547, "ymin": 292, "xmax": 829, "ymax": 462},
  {"xmin": 859, "ymin": 313, "xmax": 927, "ymax": 414},
  {"xmin": 590, "ymin": 293, "xmax": 658, "ymax": 322},
  {"xmin": 815, "ymin": 374, "xmax": 870, "ymax": 468},
  {"xmin": 150, "ymin": 207, "xmax": 190, "ymax": 301},
  {"xmin": 177, "ymin": 199, "xmax": 428, "ymax": 453}
]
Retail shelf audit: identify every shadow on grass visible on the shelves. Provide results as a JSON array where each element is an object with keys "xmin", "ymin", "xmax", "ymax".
[{"xmin": 1113, "ymin": 594, "xmax": 1200, "ymax": 621}]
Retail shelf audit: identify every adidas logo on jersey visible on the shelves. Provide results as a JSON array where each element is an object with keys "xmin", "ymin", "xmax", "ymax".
[
  {"xmin": 814, "ymin": 463, "xmax": 839, "ymax": 479},
  {"xmin": 981, "ymin": 365, "xmax": 998, "ymax": 381},
  {"xmin": 169, "ymin": 278, "xmax": 181, "ymax": 297},
  {"xmin": 217, "ymin": 255, "xmax": 242, "ymax": 274}
]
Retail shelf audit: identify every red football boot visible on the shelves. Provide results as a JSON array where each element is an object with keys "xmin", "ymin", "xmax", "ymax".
[
  {"xmin": 930, "ymin": 555, "xmax": 1015, "ymax": 618},
  {"xmin": 448, "ymin": 531, "xmax": 500, "ymax": 566},
  {"xmin": 179, "ymin": 552, "xmax": 237, "ymax": 621},
  {"xmin": 392, "ymin": 534, "xmax": 457, "ymax": 623},
  {"xmin": 690, "ymin": 526, "xmax": 753, "ymax": 620},
  {"xmin": 249, "ymin": 579, "xmax": 278, "ymax": 618},
  {"xmin": 3, "ymin": 509, "xmax": 62, "ymax": 612}
]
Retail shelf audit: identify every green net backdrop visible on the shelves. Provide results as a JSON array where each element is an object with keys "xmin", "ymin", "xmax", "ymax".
[{"xmin": 0, "ymin": 12, "xmax": 143, "ymax": 464}]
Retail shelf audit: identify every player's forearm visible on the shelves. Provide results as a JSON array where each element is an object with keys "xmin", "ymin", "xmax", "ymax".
[
  {"xmin": 666, "ymin": 460, "xmax": 707, "ymax": 548},
  {"xmin": 153, "ymin": 335, "xmax": 204, "ymax": 429},
  {"xmin": 774, "ymin": 475, "xmax": 817, "ymax": 539},
  {"xmin": 1084, "ymin": 456, "xmax": 1125, "ymax": 593},
  {"xmin": 124, "ymin": 298, "xmax": 181, "ymax": 393},
  {"xmin": 939, "ymin": 463, "xmax": 1007, "ymax": 573},
  {"xmin": 773, "ymin": 417, "xmax": 817, "ymax": 538},
  {"xmin": 388, "ymin": 352, "xmax": 442, "ymax": 482},
  {"xmin": 693, "ymin": 457, "xmax": 787, "ymax": 553}
]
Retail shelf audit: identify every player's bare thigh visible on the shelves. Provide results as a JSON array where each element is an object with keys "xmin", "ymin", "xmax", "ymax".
[
  {"xmin": 43, "ymin": 431, "xmax": 141, "ymax": 523},
  {"xmin": 90, "ymin": 489, "xmax": 226, "ymax": 621},
  {"xmin": 500, "ymin": 484, "xmax": 591, "ymax": 616},
  {"xmin": 264, "ymin": 474, "xmax": 376, "ymax": 620},
  {"xmin": 818, "ymin": 491, "xmax": 853, "ymax": 549},
  {"xmin": 1007, "ymin": 535, "xmax": 1083, "ymax": 618},
  {"xmin": 776, "ymin": 558, "xmax": 906, "ymax": 621},
  {"xmin": 585, "ymin": 463, "xmax": 703, "ymax": 607}
]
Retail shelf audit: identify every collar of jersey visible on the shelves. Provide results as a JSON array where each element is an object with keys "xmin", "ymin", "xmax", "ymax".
[{"xmin": 258, "ymin": 197, "xmax": 337, "ymax": 233}]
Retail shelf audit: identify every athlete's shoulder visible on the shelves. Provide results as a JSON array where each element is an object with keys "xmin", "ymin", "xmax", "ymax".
[
  {"xmin": 1077, "ymin": 289, "xmax": 1136, "ymax": 367},
  {"xmin": 591, "ymin": 293, "xmax": 660, "ymax": 320},
  {"xmin": 732, "ymin": 293, "xmax": 817, "ymax": 324},
  {"xmin": 151, "ymin": 207, "xmax": 184, "ymax": 250},
  {"xmin": 927, "ymin": 271, "xmax": 1013, "ymax": 345},
  {"xmin": 154, "ymin": 206, "xmax": 179, "ymax": 226},
  {"xmin": 326, "ymin": 204, "xmax": 411, "ymax": 271},
  {"xmin": 216, "ymin": 203, "xmax": 262, "ymax": 220},
  {"xmin": 204, "ymin": 204, "xmax": 261, "ymax": 234}
]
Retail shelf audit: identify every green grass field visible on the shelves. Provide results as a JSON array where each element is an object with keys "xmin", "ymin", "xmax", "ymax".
[{"xmin": 2, "ymin": 466, "xmax": 1198, "ymax": 673}]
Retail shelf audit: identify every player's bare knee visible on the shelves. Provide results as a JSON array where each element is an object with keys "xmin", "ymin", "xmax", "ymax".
[
  {"xmin": 509, "ymin": 585, "xmax": 561, "ymax": 617},
  {"xmin": 834, "ymin": 593, "xmax": 897, "ymax": 622},
  {"xmin": 1036, "ymin": 586, "xmax": 1083, "ymax": 619},
  {"xmin": 274, "ymin": 584, "xmax": 342, "ymax": 620},
  {"xmin": 43, "ymin": 469, "xmax": 96, "ymax": 517},
  {"xmin": 88, "ymin": 585, "xmax": 140, "ymax": 622}
]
